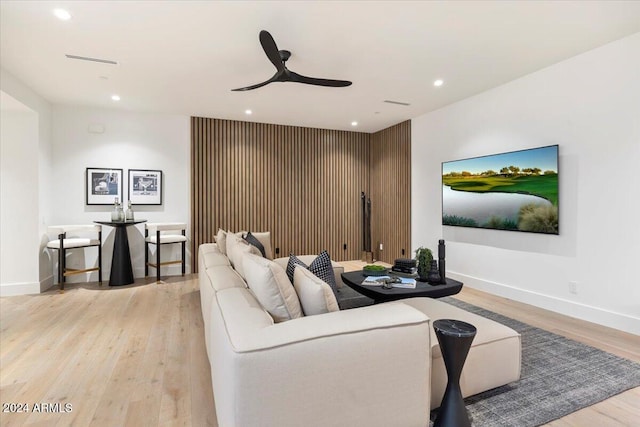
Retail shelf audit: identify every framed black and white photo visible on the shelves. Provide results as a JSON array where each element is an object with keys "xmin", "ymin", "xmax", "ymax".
[
  {"xmin": 128, "ymin": 169, "xmax": 162, "ymax": 205},
  {"xmin": 86, "ymin": 167, "xmax": 123, "ymax": 205}
]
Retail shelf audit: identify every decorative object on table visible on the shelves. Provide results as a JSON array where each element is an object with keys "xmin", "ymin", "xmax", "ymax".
[
  {"xmin": 125, "ymin": 200, "xmax": 134, "ymax": 221},
  {"xmin": 360, "ymin": 192, "xmax": 373, "ymax": 263},
  {"xmin": 433, "ymin": 319, "xmax": 477, "ymax": 427},
  {"xmin": 415, "ymin": 246, "xmax": 433, "ymax": 282},
  {"xmin": 438, "ymin": 239, "xmax": 447, "ymax": 284},
  {"xmin": 86, "ymin": 167, "xmax": 123, "ymax": 205},
  {"xmin": 427, "ymin": 260, "xmax": 442, "ymax": 284},
  {"xmin": 392, "ymin": 258, "xmax": 417, "ymax": 275},
  {"xmin": 111, "ymin": 197, "xmax": 125, "ymax": 221},
  {"xmin": 362, "ymin": 264, "xmax": 388, "ymax": 276},
  {"xmin": 442, "ymin": 145, "xmax": 559, "ymax": 235},
  {"xmin": 128, "ymin": 169, "xmax": 162, "ymax": 205}
]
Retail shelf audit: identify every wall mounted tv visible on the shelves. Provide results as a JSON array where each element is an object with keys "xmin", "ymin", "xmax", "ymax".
[{"xmin": 442, "ymin": 145, "xmax": 559, "ymax": 235}]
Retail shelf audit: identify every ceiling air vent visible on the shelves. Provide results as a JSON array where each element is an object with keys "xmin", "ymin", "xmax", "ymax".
[
  {"xmin": 65, "ymin": 54, "xmax": 118, "ymax": 65},
  {"xmin": 383, "ymin": 100, "xmax": 411, "ymax": 106}
]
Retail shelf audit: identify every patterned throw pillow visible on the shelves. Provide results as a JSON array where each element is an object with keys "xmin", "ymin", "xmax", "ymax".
[
  {"xmin": 244, "ymin": 231, "xmax": 266, "ymax": 258},
  {"xmin": 286, "ymin": 250, "xmax": 338, "ymax": 295}
]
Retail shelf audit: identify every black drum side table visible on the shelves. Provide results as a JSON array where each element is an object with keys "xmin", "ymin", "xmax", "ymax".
[{"xmin": 433, "ymin": 319, "xmax": 477, "ymax": 427}]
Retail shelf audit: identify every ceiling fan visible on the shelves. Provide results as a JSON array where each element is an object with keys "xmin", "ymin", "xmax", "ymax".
[{"xmin": 232, "ymin": 30, "xmax": 352, "ymax": 91}]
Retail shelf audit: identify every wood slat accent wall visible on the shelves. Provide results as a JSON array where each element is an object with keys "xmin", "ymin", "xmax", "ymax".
[
  {"xmin": 369, "ymin": 121, "xmax": 412, "ymax": 264},
  {"xmin": 191, "ymin": 117, "xmax": 371, "ymax": 271}
]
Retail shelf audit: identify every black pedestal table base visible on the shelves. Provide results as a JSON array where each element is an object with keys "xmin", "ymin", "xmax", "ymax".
[{"xmin": 433, "ymin": 319, "xmax": 477, "ymax": 427}]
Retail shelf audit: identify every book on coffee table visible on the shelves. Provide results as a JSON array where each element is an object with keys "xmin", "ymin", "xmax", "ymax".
[
  {"xmin": 392, "ymin": 278, "xmax": 416, "ymax": 289},
  {"xmin": 361, "ymin": 276, "xmax": 416, "ymax": 289},
  {"xmin": 362, "ymin": 275, "xmax": 391, "ymax": 285}
]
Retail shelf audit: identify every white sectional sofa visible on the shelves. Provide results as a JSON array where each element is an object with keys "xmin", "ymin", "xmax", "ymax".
[{"xmin": 198, "ymin": 241, "xmax": 521, "ymax": 426}]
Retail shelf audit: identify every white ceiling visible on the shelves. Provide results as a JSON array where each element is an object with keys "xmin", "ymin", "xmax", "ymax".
[{"xmin": 2, "ymin": 1, "xmax": 639, "ymax": 133}]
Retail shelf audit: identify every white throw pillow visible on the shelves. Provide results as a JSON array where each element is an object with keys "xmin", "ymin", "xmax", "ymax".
[
  {"xmin": 216, "ymin": 228, "xmax": 227, "ymax": 255},
  {"xmin": 243, "ymin": 254, "xmax": 303, "ymax": 323},
  {"xmin": 228, "ymin": 236, "xmax": 262, "ymax": 279},
  {"xmin": 293, "ymin": 265, "xmax": 339, "ymax": 316}
]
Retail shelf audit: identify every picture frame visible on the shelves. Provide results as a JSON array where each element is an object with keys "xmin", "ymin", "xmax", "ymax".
[
  {"xmin": 86, "ymin": 167, "xmax": 123, "ymax": 205},
  {"xmin": 128, "ymin": 169, "xmax": 163, "ymax": 205}
]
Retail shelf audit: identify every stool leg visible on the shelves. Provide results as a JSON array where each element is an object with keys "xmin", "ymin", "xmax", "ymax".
[
  {"xmin": 145, "ymin": 241, "xmax": 149, "ymax": 277},
  {"xmin": 57, "ymin": 249, "xmax": 63, "ymax": 290},
  {"xmin": 60, "ymin": 248, "xmax": 66, "ymax": 291},
  {"xmin": 156, "ymin": 231, "xmax": 161, "ymax": 283},
  {"xmin": 98, "ymin": 240, "xmax": 103, "ymax": 285},
  {"xmin": 181, "ymin": 241, "xmax": 186, "ymax": 276}
]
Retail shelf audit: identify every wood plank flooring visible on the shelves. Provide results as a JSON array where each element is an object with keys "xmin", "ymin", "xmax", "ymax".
[{"xmin": 1, "ymin": 266, "xmax": 638, "ymax": 426}]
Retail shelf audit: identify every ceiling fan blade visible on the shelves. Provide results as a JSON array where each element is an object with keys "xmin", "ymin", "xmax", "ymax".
[
  {"xmin": 259, "ymin": 30, "xmax": 285, "ymax": 73},
  {"xmin": 289, "ymin": 71, "xmax": 352, "ymax": 87},
  {"xmin": 231, "ymin": 75, "xmax": 276, "ymax": 91}
]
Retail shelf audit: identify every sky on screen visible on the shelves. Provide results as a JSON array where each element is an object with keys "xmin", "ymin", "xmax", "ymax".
[{"xmin": 442, "ymin": 145, "xmax": 558, "ymax": 175}]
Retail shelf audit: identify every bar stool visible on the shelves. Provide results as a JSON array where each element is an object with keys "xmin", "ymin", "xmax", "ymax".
[
  {"xmin": 46, "ymin": 225, "xmax": 102, "ymax": 291},
  {"xmin": 145, "ymin": 223, "xmax": 187, "ymax": 282}
]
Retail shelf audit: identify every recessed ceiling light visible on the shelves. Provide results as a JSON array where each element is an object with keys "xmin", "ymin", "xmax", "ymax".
[
  {"xmin": 111, "ymin": 95, "xmax": 120, "ymax": 101},
  {"xmin": 53, "ymin": 8, "xmax": 71, "ymax": 21},
  {"xmin": 351, "ymin": 121, "xmax": 358, "ymax": 126},
  {"xmin": 433, "ymin": 79, "xmax": 444, "ymax": 87},
  {"xmin": 245, "ymin": 109, "xmax": 252, "ymax": 115}
]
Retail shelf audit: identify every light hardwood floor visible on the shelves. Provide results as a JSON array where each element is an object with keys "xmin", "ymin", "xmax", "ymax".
[{"xmin": 1, "ymin": 268, "xmax": 638, "ymax": 426}]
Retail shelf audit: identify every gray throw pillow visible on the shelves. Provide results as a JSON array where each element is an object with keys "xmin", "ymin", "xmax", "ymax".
[{"xmin": 244, "ymin": 231, "xmax": 266, "ymax": 258}]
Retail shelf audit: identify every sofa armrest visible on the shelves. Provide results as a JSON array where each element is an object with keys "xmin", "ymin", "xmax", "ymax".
[{"xmin": 211, "ymin": 287, "xmax": 431, "ymax": 427}]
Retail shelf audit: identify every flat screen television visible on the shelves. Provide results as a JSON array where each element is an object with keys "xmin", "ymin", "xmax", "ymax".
[{"xmin": 442, "ymin": 145, "xmax": 559, "ymax": 234}]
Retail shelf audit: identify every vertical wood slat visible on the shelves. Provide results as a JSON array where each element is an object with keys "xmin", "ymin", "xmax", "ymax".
[
  {"xmin": 190, "ymin": 118, "xmax": 377, "ymax": 272},
  {"xmin": 370, "ymin": 121, "xmax": 412, "ymax": 264}
]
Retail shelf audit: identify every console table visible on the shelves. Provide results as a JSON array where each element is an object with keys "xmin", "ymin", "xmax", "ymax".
[
  {"xmin": 94, "ymin": 220, "xmax": 146, "ymax": 286},
  {"xmin": 341, "ymin": 271, "xmax": 463, "ymax": 303}
]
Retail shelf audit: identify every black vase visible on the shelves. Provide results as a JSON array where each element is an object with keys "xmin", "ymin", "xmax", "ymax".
[{"xmin": 427, "ymin": 260, "xmax": 441, "ymax": 284}]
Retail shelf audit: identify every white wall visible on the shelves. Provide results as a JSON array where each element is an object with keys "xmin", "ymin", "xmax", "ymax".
[
  {"xmin": 0, "ymin": 108, "xmax": 39, "ymax": 293},
  {"xmin": 411, "ymin": 33, "xmax": 640, "ymax": 335},
  {"xmin": 0, "ymin": 68, "xmax": 53, "ymax": 296},
  {"xmin": 52, "ymin": 106, "xmax": 190, "ymax": 282}
]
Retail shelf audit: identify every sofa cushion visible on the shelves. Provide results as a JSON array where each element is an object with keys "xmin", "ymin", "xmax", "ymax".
[
  {"xmin": 286, "ymin": 251, "xmax": 338, "ymax": 294},
  {"xmin": 293, "ymin": 266, "xmax": 339, "ymax": 316},
  {"xmin": 198, "ymin": 243, "xmax": 229, "ymax": 270},
  {"xmin": 243, "ymin": 254, "xmax": 303, "ymax": 323},
  {"xmin": 215, "ymin": 229, "xmax": 227, "ymax": 256},
  {"xmin": 206, "ymin": 265, "xmax": 247, "ymax": 292},
  {"xmin": 244, "ymin": 231, "xmax": 266, "ymax": 258}
]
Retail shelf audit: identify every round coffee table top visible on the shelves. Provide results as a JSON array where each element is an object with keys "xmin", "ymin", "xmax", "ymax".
[{"xmin": 433, "ymin": 319, "xmax": 477, "ymax": 338}]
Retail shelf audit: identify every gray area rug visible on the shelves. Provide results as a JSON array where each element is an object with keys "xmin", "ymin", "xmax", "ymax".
[{"xmin": 430, "ymin": 297, "xmax": 640, "ymax": 426}]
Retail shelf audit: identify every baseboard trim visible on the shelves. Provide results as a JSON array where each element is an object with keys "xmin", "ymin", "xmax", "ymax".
[
  {"xmin": 0, "ymin": 281, "xmax": 41, "ymax": 296},
  {"xmin": 448, "ymin": 271, "xmax": 640, "ymax": 336}
]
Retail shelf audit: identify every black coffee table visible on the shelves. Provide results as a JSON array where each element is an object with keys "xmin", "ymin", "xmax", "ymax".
[{"xmin": 341, "ymin": 271, "xmax": 463, "ymax": 304}]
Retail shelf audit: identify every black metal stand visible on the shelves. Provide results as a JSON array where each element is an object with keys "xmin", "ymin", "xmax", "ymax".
[{"xmin": 433, "ymin": 319, "xmax": 477, "ymax": 427}]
